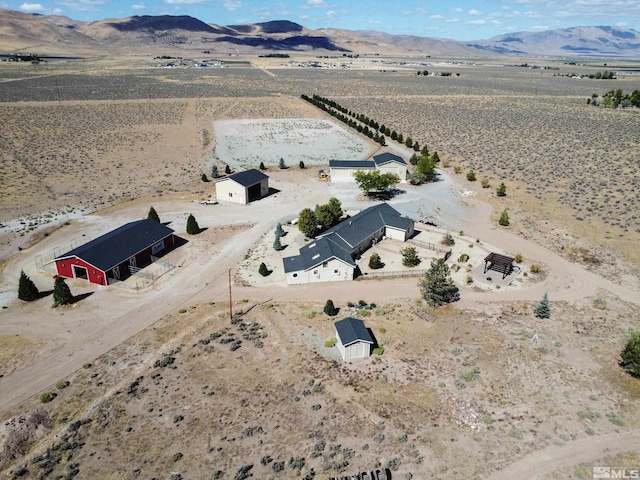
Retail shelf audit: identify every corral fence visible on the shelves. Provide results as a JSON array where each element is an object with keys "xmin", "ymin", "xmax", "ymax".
[
  {"xmin": 111, "ymin": 255, "xmax": 175, "ymax": 291},
  {"xmin": 407, "ymin": 238, "xmax": 452, "ymax": 260},
  {"xmin": 358, "ymin": 269, "xmax": 426, "ymax": 280},
  {"xmin": 34, "ymin": 237, "xmax": 89, "ymax": 274}
]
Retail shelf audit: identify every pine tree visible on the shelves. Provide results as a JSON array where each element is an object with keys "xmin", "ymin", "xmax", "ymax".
[
  {"xmin": 496, "ymin": 182, "xmax": 507, "ymax": 197},
  {"xmin": 18, "ymin": 270, "xmax": 39, "ymax": 301},
  {"xmin": 323, "ymin": 299, "xmax": 336, "ymax": 316},
  {"xmin": 369, "ymin": 253, "xmax": 384, "ymax": 269},
  {"xmin": 620, "ymin": 330, "xmax": 640, "ymax": 378},
  {"xmin": 401, "ymin": 246, "xmax": 420, "ymax": 267},
  {"xmin": 147, "ymin": 206, "xmax": 160, "ymax": 223},
  {"xmin": 275, "ymin": 223, "xmax": 284, "ymax": 237},
  {"xmin": 259, "ymin": 262, "xmax": 269, "ymax": 277},
  {"xmin": 499, "ymin": 208, "xmax": 510, "ymax": 226},
  {"xmin": 534, "ymin": 293, "xmax": 551, "ymax": 318},
  {"xmin": 186, "ymin": 214, "xmax": 200, "ymax": 234},
  {"xmin": 273, "ymin": 234, "xmax": 283, "ymax": 251},
  {"xmin": 278, "ymin": 158, "xmax": 286, "ymax": 169},
  {"xmin": 225, "ymin": 164, "xmax": 231, "ymax": 175},
  {"xmin": 201, "ymin": 173, "xmax": 209, "ymax": 182},
  {"xmin": 419, "ymin": 258, "xmax": 460, "ymax": 307},
  {"xmin": 52, "ymin": 277, "xmax": 73, "ymax": 307},
  {"xmin": 299, "ymin": 161, "xmax": 305, "ymax": 169},
  {"xmin": 211, "ymin": 165, "xmax": 219, "ymax": 178},
  {"xmin": 259, "ymin": 161, "xmax": 266, "ymax": 171}
]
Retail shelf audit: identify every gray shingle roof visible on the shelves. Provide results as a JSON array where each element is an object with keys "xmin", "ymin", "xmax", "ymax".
[
  {"xmin": 335, "ymin": 317, "xmax": 373, "ymax": 346},
  {"xmin": 283, "ymin": 236, "xmax": 355, "ymax": 273},
  {"xmin": 55, "ymin": 219, "xmax": 174, "ymax": 272},
  {"xmin": 373, "ymin": 152, "xmax": 407, "ymax": 166},
  {"xmin": 226, "ymin": 169, "xmax": 268, "ymax": 187},
  {"xmin": 329, "ymin": 160, "xmax": 375, "ymax": 169}
]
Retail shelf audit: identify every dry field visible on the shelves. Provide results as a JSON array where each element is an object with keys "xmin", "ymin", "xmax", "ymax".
[{"xmin": 0, "ymin": 57, "xmax": 639, "ymax": 479}]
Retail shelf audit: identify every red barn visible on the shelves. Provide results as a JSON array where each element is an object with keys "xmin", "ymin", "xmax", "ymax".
[{"xmin": 54, "ymin": 219, "xmax": 175, "ymax": 286}]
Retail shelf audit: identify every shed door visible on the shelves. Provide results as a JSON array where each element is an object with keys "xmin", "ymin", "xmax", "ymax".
[{"xmin": 73, "ymin": 265, "xmax": 88, "ymax": 279}]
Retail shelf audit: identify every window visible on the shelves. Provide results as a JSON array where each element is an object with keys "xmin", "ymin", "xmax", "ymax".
[
  {"xmin": 334, "ymin": 269, "xmax": 339, "ymax": 274},
  {"xmin": 292, "ymin": 273, "xmax": 298, "ymax": 278},
  {"xmin": 313, "ymin": 269, "xmax": 319, "ymax": 275},
  {"xmin": 228, "ymin": 192, "xmax": 232, "ymax": 197},
  {"xmin": 322, "ymin": 262, "xmax": 328, "ymax": 268}
]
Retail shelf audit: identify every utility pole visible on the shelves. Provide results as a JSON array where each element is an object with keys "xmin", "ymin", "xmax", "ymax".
[{"xmin": 228, "ymin": 268, "xmax": 232, "ymax": 322}]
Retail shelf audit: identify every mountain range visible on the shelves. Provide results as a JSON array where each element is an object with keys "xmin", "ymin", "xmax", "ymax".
[{"xmin": 1, "ymin": 8, "xmax": 640, "ymax": 58}]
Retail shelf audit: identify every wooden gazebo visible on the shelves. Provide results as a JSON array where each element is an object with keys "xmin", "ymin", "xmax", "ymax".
[{"xmin": 483, "ymin": 253, "xmax": 514, "ymax": 279}]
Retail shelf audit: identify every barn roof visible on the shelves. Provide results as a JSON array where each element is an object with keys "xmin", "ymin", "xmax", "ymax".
[
  {"xmin": 329, "ymin": 160, "xmax": 375, "ymax": 169},
  {"xmin": 373, "ymin": 152, "xmax": 407, "ymax": 166},
  {"xmin": 225, "ymin": 169, "xmax": 268, "ymax": 187},
  {"xmin": 335, "ymin": 317, "xmax": 374, "ymax": 347},
  {"xmin": 55, "ymin": 219, "xmax": 174, "ymax": 272}
]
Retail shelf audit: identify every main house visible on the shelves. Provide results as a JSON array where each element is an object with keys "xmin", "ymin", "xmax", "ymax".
[
  {"xmin": 283, "ymin": 202, "xmax": 414, "ymax": 284},
  {"xmin": 215, "ymin": 169, "xmax": 269, "ymax": 205},
  {"xmin": 329, "ymin": 152, "xmax": 408, "ymax": 183},
  {"xmin": 54, "ymin": 219, "xmax": 175, "ymax": 286}
]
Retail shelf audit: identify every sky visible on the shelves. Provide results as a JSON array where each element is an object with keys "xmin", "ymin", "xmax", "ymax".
[{"xmin": 5, "ymin": 0, "xmax": 640, "ymax": 41}]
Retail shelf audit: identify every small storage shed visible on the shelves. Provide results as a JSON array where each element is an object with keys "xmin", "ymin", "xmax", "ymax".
[
  {"xmin": 54, "ymin": 219, "xmax": 174, "ymax": 286},
  {"xmin": 334, "ymin": 317, "xmax": 374, "ymax": 361},
  {"xmin": 215, "ymin": 169, "xmax": 269, "ymax": 205}
]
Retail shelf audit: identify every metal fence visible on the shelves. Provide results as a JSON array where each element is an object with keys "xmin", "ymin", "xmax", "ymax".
[
  {"xmin": 358, "ymin": 269, "xmax": 426, "ymax": 280},
  {"xmin": 407, "ymin": 238, "xmax": 452, "ymax": 257}
]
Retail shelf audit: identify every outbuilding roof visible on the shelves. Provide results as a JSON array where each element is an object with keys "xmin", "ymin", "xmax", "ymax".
[
  {"xmin": 55, "ymin": 219, "xmax": 174, "ymax": 272},
  {"xmin": 373, "ymin": 152, "xmax": 407, "ymax": 166},
  {"xmin": 335, "ymin": 317, "xmax": 374, "ymax": 347},
  {"xmin": 329, "ymin": 160, "xmax": 375, "ymax": 169},
  {"xmin": 224, "ymin": 169, "xmax": 269, "ymax": 187}
]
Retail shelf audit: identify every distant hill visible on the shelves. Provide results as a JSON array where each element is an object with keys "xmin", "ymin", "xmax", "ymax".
[{"xmin": 1, "ymin": 8, "xmax": 639, "ymax": 58}]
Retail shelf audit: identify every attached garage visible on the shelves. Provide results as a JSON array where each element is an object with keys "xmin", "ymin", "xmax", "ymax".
[
  {"xmin": 54, "ymin": 219, "xmax": 175, "ymax": 286},
  {"xmin": 372, "ymin": 152, "xmax": 408, "ymax": 182},
  {"xmin": 335, "ymin": 317, "xmax": 374, "ymax": 361},
  {"xmin": 215, "ymin": 169, "xmax": 269, "ymax": 205},
  {"xmin": 329, "ymin": 160, "xmax": 375, "ymax": 182}
]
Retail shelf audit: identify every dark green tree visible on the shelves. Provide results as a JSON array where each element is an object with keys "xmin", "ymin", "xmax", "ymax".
[
  {"xmin": 416, "ymin": 155, "xmax": 436, "ymax": 182},
  {"xmin": 419, "ymin": 258, "xmax": 460, "ymax": 307},
  {"xmin": 421, "ymin": 144, "xmax": 430, "ymax": 157},
  {"xmin": 52, "ymin": 277, "xmax": 73, "ymax": 307},
  {"xmin": 279, "ymin": 158, "xmax": 286, "ymax": 169},
  {"xmin": 323, "ymin": 299, "xmax": 337, "ymax": 316},
  {"xmin": 467, "ymin": 170, "xmax": 476, "ymax": 181},
  {"xmin": 401, "ymin": 246, "xmax": 420, "ymax": 267},
  {"xmin": 369, "ymin": 253, "xmax": 384, "ymax": 269},
  {"xmin": 18, "ymin": 270, "xmax": 39, "ymax": 301},
  {"xmin": 496, "ymin": 182, "xmax": 507, "ymax": 197},
  {"xmin": 211, "ymin": 165, "xmax": 219, "ymax": 178},
  {"xmin": 201, "ymin": 173, "xmax": 209, "ymax": 182},
  {"xmin": 620, "ymin": 330, "xmax": 640, "ymax": 378},
  {"xmin": 298, "ymin": 208, "xmax": 317, "ymax": 238},
  {"xmin": 499, "ymin": 208, "xmax": 510, "ymax": 226},
  {"xmin": 275, "ymin": 222, "xmax": 285, "ymax": 237},
  {"xmin": 431, "ymin": 151, "xmax": 440, "ymax": 163},
  {"xmin": 299, "ymin": 160, "xmax": 305, "ymax": 169},
  {"xmin": 259, "ymin": 262, "xmax": 270, "ymax": 277},
  {"xmin": 186, "ymin": 214, "xmax": 200, "ymax": 234},
  {"xmin": 534, "ymin": 293, "xmax": 551, "ymax": 318},
  {"xmin": 316, "ymin": 197, "xmax": 343, "ymax": 231},
  {"xmin": 353, "ymin": 170, "xmax": 400, "ymax": 197},
  {"xmin": 409, "ymin": 153, "xmax": 419, "ymax": 165},
  {"xmin": 326, "ymin": 197, "xmax": 343, "ymax": 225},
  {"xmin": 225, "ymin": 164, "xmax": 231, "ymax": 175},
  {"xmin": 147, "ymin": 206, "xmax": 160, "ymax": 223},
  {"xmin": 259, "ymin": 161, "xmax": 266, "ymax": 171},
  {"xmin": 413, "ymin": 141, "xmax": 420, "ymax": 152},
  {"xmin": 273, "ymin": 234, "xmax": 283, "ymax": 251},
  {"xmin": 404, "ymin": 136, "xmax": 412, "ymax": 147}
]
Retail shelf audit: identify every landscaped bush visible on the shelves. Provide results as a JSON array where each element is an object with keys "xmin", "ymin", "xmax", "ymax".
[
  {"xmin": 324, "ymin": 337, "xmax": 337, "ymax": 348},
  {"xmin": 40, "ymin": 391, "xmax": 56, "ymax": 403}
]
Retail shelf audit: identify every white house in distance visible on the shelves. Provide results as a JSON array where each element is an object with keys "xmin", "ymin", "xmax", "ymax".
[
  {"xmin": 329, "ymin": 152, "xmax": 408, "ymax": 183},
  {"xmin": 215, "ymin": 169, "xmax": 269, "ymax": 205},
  {"xmin": 334, "ymin": 317, "xmax": 374, "ymax": 361},
  {"xmin": 282, "ymin": 202, "xmax": 415, "ymax": 284}
]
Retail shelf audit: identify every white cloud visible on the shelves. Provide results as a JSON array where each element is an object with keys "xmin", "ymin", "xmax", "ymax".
[
  {"xmin": 224, "ymin": 0, "xmax": 242, "ymax": 9},
  {"xmin": 326, "ymin": 9, "xmax": 335, "ymax": 18},
  {"xmin": 468, "ymin": 19, "xmax": 486, "ymax": 25},
  {"xmin": 307, "ymin": 0, "xmax": 327, "ymax": 6},
  {"xmin": 164, "ymin": 0, "xmax": 208, "ymax": 4},
  {"xmin": 131, "ymin": 3, "xmax": 145, "ymax": 9},
  {"xmin": 54, "ymin": 0, "xmax": 107, "ymax": 11},
  {"xmin": 429, "ymin": 14, "xmax": 445, "ymax": 19},
  {"xmin": 19, "ymin": 2, "xmax": 46, "ymax": 11},
  {"xmin": 468, "ymin": 9, "xmax": 481, "ymax": 15}
]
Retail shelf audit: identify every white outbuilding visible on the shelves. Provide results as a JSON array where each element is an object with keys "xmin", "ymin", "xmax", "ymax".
[
  {"xmin": 334, "ymin": 317, "xmax": 374, "ymax": 361},
  {"xmin": 215, "ymin": 169, "xmax": 269, "ymax": 205}
]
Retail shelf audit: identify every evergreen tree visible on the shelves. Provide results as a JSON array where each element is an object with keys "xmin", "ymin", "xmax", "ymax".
[
  {"xmin": 298, "ymin": 208, "xmax": 317, "ymax": 238},
  {"xmin": 431, "ymin": 151, "xmax": 440, "ymax": 163},
  {"xmin": 279, "ymin": 158, "xmax": 286, "ymax": 169},
  {"xmin": 323, "ymin": 299, "xmax": 336, "ymax": 316},
  {"xmin": 413, "ymin": 141, "xmax": 420, "ymax": 152},
  {"xmin": 186, "ymin": 214, "xmax": 200, "ymax": 234},
  {"xmin": 259, "ymin": 262, "xmax": 270, "ymax": 277},
  {"xmin": 416, "ymin": 155, "xmax": 436, "ymax": 182},
  {"xmin": 467, "ymin": 170, "xmax": 476, "ymax": 181},
  {"xmin": 147, "ymin": 206, "xmax": 160, "ymax": 223},
  {"xmin": 369, "ymin": 253, "xmax": 384, "ymax": 269},
  {"xmin": 409, "ymin": 153, "xmax": 419, "ymax": 165},
  {"xmin": 419, "ymin": 258, "xmax": 460, "ymax": 307},
  {"xmin": 211, "ymin": 165, "xmax": 219, "ymax": 178},
  {"xmin": 273, "ymin": 234, "xmax": 283, "ymax": 251},
  {"xmin": 18, "ymin": 270, "xmax": 39, "ymax": 301},
  {"xmin": 499, "ymin": 209, "xmax": 510, "ymax": 226},
  {"xmin": 225, "ymin": 164, "xmax": 231, "ymax": 175},
  {"xmin": 275, "ymin": 222, "xmax": 284, "ymax": 237},
  {"xmin": 620, "ymin": 330, "xmax": 640, "ymax": 378},
  {"xmin": 299, "ymin": 160, "xmax": 305, "ymax": 169},
  {"xmin": 401, "ymin": 246, "xmax": 420, "ymax": 267},
  {"xmin": 326, "ymin": 197, "xmax": 343, "ymax": 226},
  {"xmin": 405, "ymin": 137, "xmax": 413, "ymax": 148},
  {"xmin": 259, "ymin": 161, "xmax": 266, "ymax": 171},
  {"xmin": 421, "ymin": 144, "xmax": 430, "ymax": 157},
  {"xmin": 534, "ymin": 293, "xmax": 551, "ymax": 318},
  {"xmin": 52, "ymin": 277, "xmax": 73, "ymax": 307},
  {"xmin": 201, "ymin": 173, "xmax": 209, "ymax": 182},
  {"xmin": 496, "ymin": 182, "xmax": 507, "ymax": 197}
]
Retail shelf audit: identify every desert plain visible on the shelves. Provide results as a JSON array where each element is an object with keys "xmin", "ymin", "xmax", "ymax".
[{"xmin": 0, "ymin": 53, "xmax": 639, "ymax": 479}]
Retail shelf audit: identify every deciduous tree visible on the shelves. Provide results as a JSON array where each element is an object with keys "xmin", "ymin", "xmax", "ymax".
[
  {"xmin": 353, "ymin": 170, "xmax": 400, "ymax": 196},
  {"xmin": 620, "ymin": 330, "xmax": 640, "ymax": 378}
]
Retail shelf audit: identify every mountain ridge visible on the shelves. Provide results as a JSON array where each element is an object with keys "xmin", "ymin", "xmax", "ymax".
[{"xmin": 1, "ymin": 8, "xmax": 639, "ymax": 57}]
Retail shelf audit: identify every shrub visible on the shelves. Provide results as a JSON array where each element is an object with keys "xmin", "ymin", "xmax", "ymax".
[
  {"xmin": 40, "ymin": 391, "xmax": 56, "ymax": 403},
  {"xmin": 369, "ymin": 252, "xmax": 384, "ymax": 269},
  {"xmin": 466, "ymin": 275, "xmax": 473, "ymax": 284},
  {"xmin": 481, "ymin": 177, "xmax": 490, "ymax": 188},
  {"xmin": 186, "ymin": 214, "xmax": 200, "ymax": 234},
  {"xmin": 441, "ymin": 232, "xmax": 455, "ymax": 246},
  {"xmin": 200, "ymin": 173, "xmax": 209, "ymax": 182},
  {"xmin": 324, "ymin": 337, "xmax": 337, "ymax": 348},
  {"xmin": 453, "ymin": 166, "xmax": 462, "ymax": 174},
  {"xmin": 499, "ymin": 209, "xmax": 510, "ymax": 226},
  {"xmin": 620, "ymin": 329, "xmax": 640, "ymax": 378},
  {"xmin": 458, "ymin": 253, "xmax": 469, "ymax": 263},
  {"xmin": 18, "ymin": 270, "xmax": 39, "ymax": 301},
  {"xmin": 373, "ymin": 346, "xmax": 384, "ymax": 355},
  {"xmin": 401, "ymin": 246, "xmax": 420, "ymax": 267},
  {"xmin": 259, "ymin": 263, "xmax": 269, "ymax": 277},
  {"xmin": 55, "ymin": 380, "xmax": 69, "ymax": 390},
  {"xmin": 496, "ymin": 182, "xmax": 507, "ymax": 197},
  {"xmin": 514, "ymin": 253, "xmax": 523, "ymax": 263},
  {"xmin": 323, "ymin": 299, "xmax": 336, "ymax": 316},
  {"xmin": 466, "ymin": 170, "xmax": 476, "ymax": 181}
]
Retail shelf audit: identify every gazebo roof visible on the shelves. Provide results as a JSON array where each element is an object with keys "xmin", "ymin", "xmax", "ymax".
[{"xmin": 484, "ymin": 252, "xmax": 514, "ymax": 267}]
